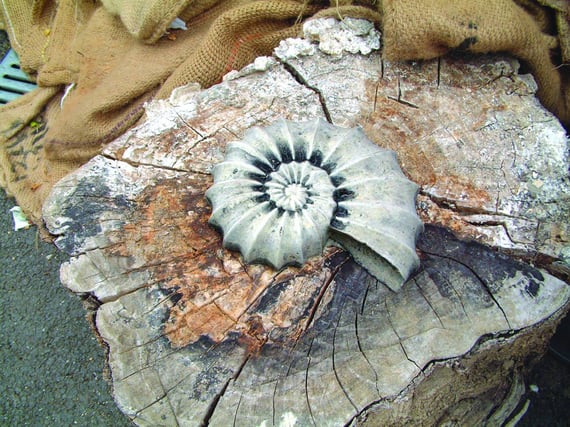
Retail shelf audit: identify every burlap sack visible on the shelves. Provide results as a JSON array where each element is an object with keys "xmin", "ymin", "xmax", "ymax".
[
  {"xmin": 100, "ymin": 0, "xmax": 201, "ymax": 43},
  {"xmin": 0, "ymin": 0, "xmax": 568, "ymax": 226},
  {"xmin": 380, "ymin": 0, "xmax": 569, "ymax": 129}
]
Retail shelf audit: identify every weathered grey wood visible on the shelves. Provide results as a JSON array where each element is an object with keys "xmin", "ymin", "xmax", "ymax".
[{"xmin": 43, "ymin": 18, "xmax": 570, "ymax": 426}]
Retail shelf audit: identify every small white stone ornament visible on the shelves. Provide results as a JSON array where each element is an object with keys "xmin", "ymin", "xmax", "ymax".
[{"xmin": 206, "ymin": 118, "xmax": 423, "ymax": 291}]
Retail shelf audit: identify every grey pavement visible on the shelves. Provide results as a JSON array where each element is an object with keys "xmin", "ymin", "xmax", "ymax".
[{"xmin": 0, "ymin": 189, "xmax": 131, "ymax": 426}]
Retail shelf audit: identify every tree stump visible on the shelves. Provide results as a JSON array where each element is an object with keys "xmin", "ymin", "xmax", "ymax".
[{"xmin": 43, "ymin": 19, "xmax": 570, "ymax": 426}]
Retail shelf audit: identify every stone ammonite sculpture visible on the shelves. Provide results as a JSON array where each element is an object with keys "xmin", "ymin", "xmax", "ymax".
[{"xmin": 205, "ymin": 118, "xmax": 423, "ymax": 291}]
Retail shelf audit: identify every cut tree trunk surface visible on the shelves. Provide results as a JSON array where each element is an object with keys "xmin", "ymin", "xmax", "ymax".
[{"xmin": 43, "ymin": 18, "xmax": 569, "ymax": 426}]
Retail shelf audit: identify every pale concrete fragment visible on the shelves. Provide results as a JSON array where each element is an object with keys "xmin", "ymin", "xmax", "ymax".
[{"xmin": 303, "ymin": 17, "xmax": 381, "ymax": 56}]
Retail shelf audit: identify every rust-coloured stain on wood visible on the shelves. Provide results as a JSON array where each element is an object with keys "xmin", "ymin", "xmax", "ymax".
[
  {"xmin": 115, "ymin": 176, "xmax": 217, "ymax": 262},
  {"xmin": 363, "ymin": 78, "xmax": 492, "ymax": 212},
  {"xmin": 429, "ymin": 175, "xmax": 491, "ymax": 210},
  {"xmin": 111, "ymin": 173, "xmax": 335, "ymax": 349}
]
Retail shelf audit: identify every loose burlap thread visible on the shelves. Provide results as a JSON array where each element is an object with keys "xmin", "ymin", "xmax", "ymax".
[{"xmin": 0, "ymin": 0, "xmax": 568, "ymax": 225}]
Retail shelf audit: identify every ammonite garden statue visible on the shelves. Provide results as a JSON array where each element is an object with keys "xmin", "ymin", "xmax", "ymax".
[{"xmin": 206, "ymin": 118, "xmax": 423, "ymax": 291}]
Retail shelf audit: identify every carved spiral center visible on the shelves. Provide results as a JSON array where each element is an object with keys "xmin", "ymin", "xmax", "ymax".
[
  {"xmin": 265, "ymin": 161, "xmax": 335, "ymax": 213},
  {"xmin": 282, "ymin": 184, "xmax": 308, "ymax": 211}
]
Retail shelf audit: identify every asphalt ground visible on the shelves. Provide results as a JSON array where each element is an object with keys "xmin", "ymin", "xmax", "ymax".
[
  {"xmin": 1, "ymin": 29, "xmax": 568, "ymax": 427},
  {"xmin": 0, "ymin": 189, "xmax": 131, "ymax": 426}
]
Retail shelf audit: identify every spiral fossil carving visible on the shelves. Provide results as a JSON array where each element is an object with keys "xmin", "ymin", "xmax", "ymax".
[{"xmin": 205, "ymin": 118, "xmax": 423, "ymax": 291}]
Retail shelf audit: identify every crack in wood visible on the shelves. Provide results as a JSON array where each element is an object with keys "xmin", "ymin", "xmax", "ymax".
[
  {"xmin": 477, "ymin": 68, "xmax": 516, "ymax": 89},
  {"xmin": 419, "ymin": 189, "xmax": 497, "ymax": 216},
  {"xmin": 425, "ymin": 267, "xmax": 471, "ymax": 322},
  {"xmin": 304, "ymin": 337, "xmax": 317, "ymax": 426},
  {"xmin": 114, "ymin": 330, "xmax": 168, "ymax": 357},
  {"xmin": 372, "ymin": 82, "xmax": 380, "ymax": 113},
  {"xmin": 463, "ymin": 217, "xmax": 539, "ymax": 248},
  {"xmin": 398, "ymin": 337, "xmax": 421, "ymax": 371},
  {"xmin": 354, "ymin": 304, "xmax": 381, "ymax": 397},
  {"xmin": 278, "ymin": 59, "xmax": 332, "ymax": 123},
  {"xmin": 116, "ymin": 346, "xmax": 179, "ymax": 382},
  {"xmin": 421, "ymin": 189, "xmax": 563, "ymax": 274},
  {"xmin": 303, "ymin": 255, "xmax": 349, "ymax": 333},
  {"xmin": 221, "ymin": 125, "xmax": 241, "ymax": 139},
  {"xmin": 201, "ymin": 378, "xmax": 232, "ymax": 427},
  {"xmin": 270, "ymin": 338, "xmax": 311, "ymax": 425},
  {"xmin": 437, "ymin": 57, "xmax": 441, "ymax": 88},
  {"xmin": 212, "ymin": 299, "xmax": 238, "ymax": 323},
  {"xmin": 383, "ymin": 299, "xmax": 422, "ymax": 371},
  {"xmin": 359, "ymin": 281, "xmax": 371, "ymax": 316},
  {"xmin": 202, "ymin": 354, "xmax": 250, "ymax": 427},
  {"xmin": 75, "ymin": 269, "xmax": 159, "ymax": 306},
  {"xmin": 130, "ymin": 369, "xmax": 187, "ymax": 425},
  {"xmin": 501, "ymin": 118, "xmax": 557, "ymax": 133},
  {"xmin": 332, "ymin": 299, "xmax": 360, "ymax": 413},
  {"xmin": 101, "ymin": 152, "xmax": 211, "ymax": 176},
  {"xmin": 160, "ymin": 373, "xmax": 181, "ymax": 427},
  {"xmin": 387, "ymin": 75, "xmax": 419, "ymax": 109},
  {"xmin": 413, "ymin": 277, "xmax": 446, "ymax": 329},
  {"xmin": 415, "ymin": 328, "xmax": 524, "ymax": 381},
  {"xmin": 171, "ymin": 108, "xmax": 204, "ymax": 139},
  {"xmin": 271, "ymin": 378, "xmax": 277, "ymax": 427},
  {"xmin": 421, "ymin": 251, "xmax": 512, "ymax": 330},
  {"xmin": 232, "ymin": 394, "xmax": 242, "ymax": 427}
]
